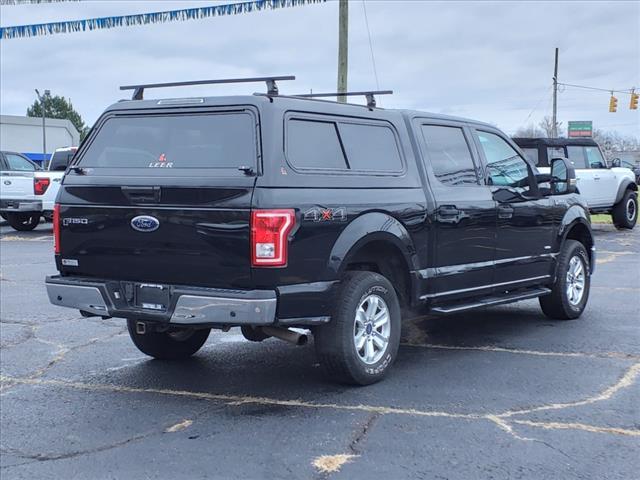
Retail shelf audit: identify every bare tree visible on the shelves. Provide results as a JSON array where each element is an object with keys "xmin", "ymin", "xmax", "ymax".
[
  {"xmin": 513, "ymin": 124, "xmax": 545, "ymax": 138},
  {"xmin": 593, "ymin": 129, "xmax": 640, "ymax": 159},
  {"xmin": 538, "ymin": 116, "xmax": 563, "ymax": 138}
]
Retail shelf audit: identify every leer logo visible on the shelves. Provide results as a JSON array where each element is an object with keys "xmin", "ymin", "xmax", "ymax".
[{"xmin": 148, "ymin": 153, "xmax": 173, "ymax": 168}]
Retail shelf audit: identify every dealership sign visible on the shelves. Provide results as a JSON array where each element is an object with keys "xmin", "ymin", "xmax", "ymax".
[{"xmin": 568, "ymin": 121, "xmax": 593, "ymax": 138}]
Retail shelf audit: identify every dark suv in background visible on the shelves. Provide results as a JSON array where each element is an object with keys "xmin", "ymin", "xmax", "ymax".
[{"xmin": 46, "ymin": 77, "xmax": 594, "ymax": 385}]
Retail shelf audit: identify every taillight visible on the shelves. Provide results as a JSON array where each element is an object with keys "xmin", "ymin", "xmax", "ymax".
[
  {"xmin": 251, "ymin": 209, "xmax": 295, "ymax": 267},
  {"xmin": 34, "ymin": 177, "xmax": 50, "ymax": 195},
  {"xmin": 53, "ymin": 204, "xmax": 61, "ymax": 254}
]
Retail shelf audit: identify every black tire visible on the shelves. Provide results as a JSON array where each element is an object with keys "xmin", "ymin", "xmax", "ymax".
[
  {"xmin": 611, "ymin": 189, "xmax": 637, "ymax": 230},
  {"xmin": 6, "ymin": 212, "xmax": 40, "ymax": 231},
  {"xmin": 539, "ymin": 240, "xmax": 590, "ymax": 320},
  {"xmin": 127, "ymin": 320, "xmax": 210, "ymax": 360},
  {"xmin": 314, "ymin": 271, "xmax": 401, "ymax": 385}
]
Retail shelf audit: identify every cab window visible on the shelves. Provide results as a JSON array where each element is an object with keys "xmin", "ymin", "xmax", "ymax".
[
  {"xmin": 5, "ymin": 153, "xmax": 36, "ymax": 172},
  {"xmin": 476, "ymin": 132, "xmax": 529, "ymax": 187}
]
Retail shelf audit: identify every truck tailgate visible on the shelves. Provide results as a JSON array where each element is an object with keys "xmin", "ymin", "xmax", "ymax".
[{"xmin": 58, "ymin": 182, "xmax": 255, "ymax": 288}]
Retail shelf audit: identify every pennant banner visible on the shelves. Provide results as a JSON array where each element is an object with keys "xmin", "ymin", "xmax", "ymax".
[
  {"xmin": 1, "ymin": 0, "xmax": 326, "ymax": 40},
  {"xmin": 1, "ymin": 1, "xmax": 81, "ymax": 4}
]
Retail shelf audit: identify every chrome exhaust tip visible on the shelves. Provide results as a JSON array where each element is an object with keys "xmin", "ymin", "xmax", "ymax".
[{"xmin": 260, "ymin": 326, "xmax": 308, "ymax": 346}]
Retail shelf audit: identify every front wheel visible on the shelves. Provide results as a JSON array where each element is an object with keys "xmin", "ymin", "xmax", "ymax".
[
  {"xmin": 539, "ymin": 240, "xmax": 590, "ymax": 320},
  {"xmin": 5, "ymin": 212, "xmax": 40, "ymax": 231},
  {"xmin": 127, "ymin": 320, "xmax": 210, "ymax": 360},
  {"xmin": 314, "ymin": 271, "xmax": 401, "ymax": 385},
  {"xmin": 611, "ymin": 189, "xmax": 637, "ymax": 230}
]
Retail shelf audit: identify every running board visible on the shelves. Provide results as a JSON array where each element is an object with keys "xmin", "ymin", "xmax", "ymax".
[{"xmin": 430, "ymin": 287, "xmax": 551, "ymax": 314}]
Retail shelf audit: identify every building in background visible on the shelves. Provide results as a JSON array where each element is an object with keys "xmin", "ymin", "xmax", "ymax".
[{"xmin": 0, "ymin": 115, "xmax": 80, "ymax": 165}]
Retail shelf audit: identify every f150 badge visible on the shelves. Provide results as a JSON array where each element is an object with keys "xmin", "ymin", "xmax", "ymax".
[
  {"xmin": 131, "ymin": 215, "xmax": 160, "ymax": 232},
  {"xmin": 303, "ymin": 207, "xmax": 347, "ymax": 222}
]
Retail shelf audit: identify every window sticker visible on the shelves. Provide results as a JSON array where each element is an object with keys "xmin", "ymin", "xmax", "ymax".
[{"xmin": 148, "ymin": 153, "xmax": 173, "ymax": 168}]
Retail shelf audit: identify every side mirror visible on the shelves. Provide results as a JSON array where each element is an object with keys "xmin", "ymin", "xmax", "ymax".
[
  {"xmin": 611, "ymin": 158, "xmax": 621, "ymax": 168},
  {"xmin": 550, "ymin": 157, "xmax": 577, "ymax": 195}
]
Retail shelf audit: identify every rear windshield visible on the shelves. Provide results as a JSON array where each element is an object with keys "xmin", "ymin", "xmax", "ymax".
[
  {"xmin": 78, "ymin": 112, "xmax": 256, "ymax": 171},
  {"xmin": 48, "ymin": 150, "xmax": 76, "ymax": 171}
]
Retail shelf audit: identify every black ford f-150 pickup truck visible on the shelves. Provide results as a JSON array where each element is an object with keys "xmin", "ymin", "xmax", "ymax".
[{"xmin": 46, "ymin": 77, "xmax": 595, "ymax": 385}]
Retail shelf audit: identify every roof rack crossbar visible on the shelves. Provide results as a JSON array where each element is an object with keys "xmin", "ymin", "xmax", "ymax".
[
  {"xmin": 292, "ymin": 90, "xmax": 393, "ymax": 108},
  {"xmin": 120, "ymin": 75, "xmax": 296, "ymax": 100}
]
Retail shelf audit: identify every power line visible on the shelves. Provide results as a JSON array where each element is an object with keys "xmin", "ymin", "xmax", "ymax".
[
  {"xmin": 361, "ymin": 0, "xmax": 381, "ymax": 95},
  {"xmin": 522, "ymin": 85, "xmax": 552, "ymax": 125}
]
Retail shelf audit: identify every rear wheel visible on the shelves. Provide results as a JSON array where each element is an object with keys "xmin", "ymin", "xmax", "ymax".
[
  {"xmin": 6, "ymin": 212, "xmax": 40, "ymax": 231},
  {"xmin": 539, "ymin": 240, "xmax": 590, "ymax": 320},
  {"xmin": 127, "ymin": 320, "xmax": 210, "ymax": 360},
  {"xmin": 314, "ymin": 271, "xmax": 401, "ymax": 385},
  {"xmin": 611, "ymin": 189, "xmax": 637, "ymax": 229}
]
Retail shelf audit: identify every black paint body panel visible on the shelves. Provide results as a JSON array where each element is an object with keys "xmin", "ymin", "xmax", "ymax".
[{"xmin": 53, "ymin": 95, "xmax": 594, "ymax": 323}]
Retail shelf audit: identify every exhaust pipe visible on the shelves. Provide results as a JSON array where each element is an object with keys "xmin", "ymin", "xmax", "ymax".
[{"xmin": 260, "ymin": 326, "xmax": 308, "ymax": 346}]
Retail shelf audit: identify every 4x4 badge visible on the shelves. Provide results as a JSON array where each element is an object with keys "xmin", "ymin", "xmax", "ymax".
[{"xmin": 303, "ymin": 207, "xmax": 347, "ymax": 222}]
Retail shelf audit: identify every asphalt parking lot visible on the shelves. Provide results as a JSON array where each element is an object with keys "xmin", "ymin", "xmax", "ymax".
[{"xmin": 1, "ymin": 222, "xmax": 638, "ymax": 479}]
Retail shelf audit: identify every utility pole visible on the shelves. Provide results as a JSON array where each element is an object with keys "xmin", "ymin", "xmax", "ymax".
[
  {"xmin": 337, "ymin": 0, "xmax": 348, "ymax": 102},
  {"xmin": 552, "ymin": 47, "xmax": 559, "ymax": 138},
  {"xmin": 35, "ymin": 89, "xmax": 50, "ymax": 166}
]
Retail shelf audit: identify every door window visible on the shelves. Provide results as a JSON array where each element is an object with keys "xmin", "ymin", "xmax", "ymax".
[
  {"xmin": 547, "ymin": 147, "xmax": 565, "ymax": 162},
  {"xmin": 5, "ymin": 153, "xmax": 36, "ymax": 171},
  {"xmin": 566, "ymin": 146, "xmax": 588, "ymax": 168},
  {"xmin": 521, "ymin": 147, "xmax": 540, "ymax": 165},
  {"xmin": 420, "ymin": 125, "xmax": 479, "ymax": 186},
  {"xmin": 584, "ymin": 146, "xmax": 606, "ymax": 168},
  {"xmin": 476, "ymin": 131, "xmax": 530, "ymax": 187}
]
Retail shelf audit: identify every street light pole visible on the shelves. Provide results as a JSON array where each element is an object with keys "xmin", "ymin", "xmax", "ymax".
[{"xmin": 34, "ymin": 89, "xmax": 50, "ymax": 167}]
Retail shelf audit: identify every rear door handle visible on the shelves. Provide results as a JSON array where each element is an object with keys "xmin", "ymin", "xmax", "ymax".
[
  {"xmin": 498, "ymin": 204, "xmax": 514, "ymax": 219},
  {"xmin": 438, "ymin": 205, "xmax": 460, "ymax": 216}
]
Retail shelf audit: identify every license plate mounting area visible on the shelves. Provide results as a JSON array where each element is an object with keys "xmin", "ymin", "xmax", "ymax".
[{"xmin": 134, "ymin": 283, "xmax": 170, "ymax": 311}]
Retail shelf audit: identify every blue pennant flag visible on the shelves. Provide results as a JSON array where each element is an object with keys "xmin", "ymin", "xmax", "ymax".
[{"xmin": 1, "ymin": 0, "xmax": 326, "ymax": 40}]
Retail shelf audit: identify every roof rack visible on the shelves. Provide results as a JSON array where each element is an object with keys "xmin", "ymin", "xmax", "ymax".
[
  {"xmin": 291, "ymin": 90, "xmax": 393, "ymax": 108},
  {"xmin": 120, "ymin": 75, "xmax": 296, "ymax": 100}
]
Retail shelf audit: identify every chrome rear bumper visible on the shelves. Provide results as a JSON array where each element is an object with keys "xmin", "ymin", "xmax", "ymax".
[
  {"xmin": 0, "ymin": 199, "xmax": 42, "ymax": 212},
  {"xmin": 45, "ymin": 275, "xmax": 277, "ymax": 326}
]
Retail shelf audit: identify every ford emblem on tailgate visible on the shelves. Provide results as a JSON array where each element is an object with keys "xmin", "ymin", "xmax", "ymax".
[{"xmin": 131, "ymin": 215, "xmax": 160, "ymax": 232}]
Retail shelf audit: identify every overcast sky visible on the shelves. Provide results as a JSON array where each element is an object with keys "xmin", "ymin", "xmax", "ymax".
[{"xmin": 1, "ymin": 0, "xmax": 638, "ymax": 137}]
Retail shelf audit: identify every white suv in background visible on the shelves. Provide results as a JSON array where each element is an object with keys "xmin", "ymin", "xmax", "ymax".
[{"xmin": 514, "ymin": 138, "xmax": 638, "ymax": 229}]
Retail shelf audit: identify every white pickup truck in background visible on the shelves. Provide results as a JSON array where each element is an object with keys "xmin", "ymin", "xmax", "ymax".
[
  {"xmin": 514, "ymin": 138, "xmax": 638, "ymax": 230},
  {"xmin": 0, "ymin": 147, "xmax": 76, "ymax": 231}
]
